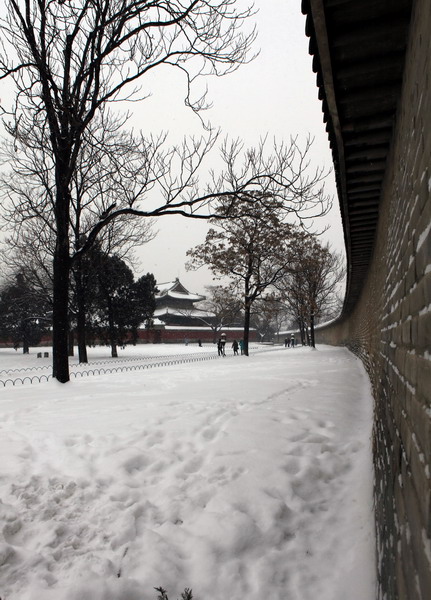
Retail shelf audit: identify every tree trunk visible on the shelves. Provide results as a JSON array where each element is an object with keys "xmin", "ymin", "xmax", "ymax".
[
  {"xmin": 305, "ymin": 324, "xmax": 308, "ymax": 345},
  {"xmin": 310, "ymin": 312, "xmax": 316, "ymax": 348},
  {"xmin": 299, "ymin": 318, "xmax": 306, "ymax": 345},
  {"xmin": 77, "ymin": 317, "xmax": 88, "ymax": 362},
  {"xmin": 108, "ymin": 300, "xmax": 118, "ymax": 358},
  {"xmin": 242, "ymin": 269, "xmax": 254, "ymax": 357},
  {"xmin": 76, "ymin": 266, "xmax": 88, "ymax": 363},
  {"xmin": 52, "ymin": 246, "xmax": 70, "ymax": 382},
  {"xmin": 52, "ymin": 176, "xmax": 71, "ymax": 383},
  {"xmin": 243, "ymin": 299, "xmax": 251, "ymax": 356},
  {"xmin": 68, "ymin": 329, "xmax": 74, "ymax": 356}
]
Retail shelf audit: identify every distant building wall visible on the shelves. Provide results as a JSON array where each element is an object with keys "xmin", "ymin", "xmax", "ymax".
[
  {"xmin": 138, "ymin": 328, "xmax": 216, "ymax": 344},
  {"xmin": 137, "ymin": 327, "xmax": 256, "ymax": 344},
  {"xmin": 316, "ymin": 2, "xmax": 431, "ymax": 597}
]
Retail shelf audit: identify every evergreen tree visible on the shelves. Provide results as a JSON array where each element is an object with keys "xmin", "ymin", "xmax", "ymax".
[
  {"xmin": 89, "ymin": 255, "xmax": 156, "ymax": 357},
  {"xmin": 0, "ymin": 273, "xmax": 50, "ymax": 353},
  {"xmin": 132, "ymin": 273, "xmax": 158, "ymax": 333}
]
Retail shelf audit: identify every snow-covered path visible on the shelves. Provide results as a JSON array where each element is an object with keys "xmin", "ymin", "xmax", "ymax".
[{"xmin": 0, "ymin": 345, "xmax": 376, "ymax": 600}]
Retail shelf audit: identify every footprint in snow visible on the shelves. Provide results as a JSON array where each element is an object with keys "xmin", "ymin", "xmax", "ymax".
[
  {"xmin": 282, "ymin": 457, "xmax": 302, "ymax": 475},
  {"xmin": 201, "ymin": 426, "xmax": 218, "ymax": 441},
  {"xmin": 182, "ymin": 455, "xmax": 204, "ymax": 474}
]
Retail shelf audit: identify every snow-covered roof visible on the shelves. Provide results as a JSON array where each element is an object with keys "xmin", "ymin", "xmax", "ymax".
[
  {"xmin": 161, "ymin": 291, "xmax": 204, "ymax": 301},
  {"xmin": 156, "ymin": 278, "xmax": 205, "ymax": 302},
  {"xmin": 138, "ymin": 317, "xmax": 165, "ymax": 328},
  {"xmin": 154, "ymin": 307, "xmax": 214, "ymax": 318}
]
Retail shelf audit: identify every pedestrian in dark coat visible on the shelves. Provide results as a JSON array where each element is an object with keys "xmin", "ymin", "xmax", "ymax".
[
  {"xmin": 232, "ymin": 339, "xmax": 239, "ymax": 355},
  {"xmin": 220, "ymin": 332, "xmax": 226, "ymax": 356}
]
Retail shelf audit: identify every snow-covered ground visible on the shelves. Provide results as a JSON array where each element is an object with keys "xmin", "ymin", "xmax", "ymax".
[{"xmin": 0, "ymin": 344, "xmax": 376, "ymax": 600}]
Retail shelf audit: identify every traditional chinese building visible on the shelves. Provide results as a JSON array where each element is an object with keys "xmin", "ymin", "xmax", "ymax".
[
  {"xmin": 137, "ymin": 278, "xmax": 253, "ymax": 344},
  {"xmin": 153, "ymin": 279, "xmax": 211, "ymax": 327}
]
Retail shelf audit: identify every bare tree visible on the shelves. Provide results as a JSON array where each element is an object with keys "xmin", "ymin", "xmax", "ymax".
[
  {"xmin": 0, "ymin": 119, "xmax": 156, "ymax": 363},
  {"xmin": 187, "ymin": 192, "xmax": 311, "ymax": 355},
  {"xmin": 277, "ymin": 237, "xmax": 345, "ymax": 347},
  {"xmin": 251, "ymin": 294, "xmax": 289, "ymax": 343},
  {"xmin": 193, "ymin": 284, "xmax": 243, "ymax": 341},
  {"xmin": 186, "ymin": 135, "xmax": 332, "ymax": 354},
  {"xmin": 0, "ymin": 220, "xmax": 54, "ymax": 309},
  {"xmin": 0, "ymin": 0, "xmax": 257, "ymax": 382}
]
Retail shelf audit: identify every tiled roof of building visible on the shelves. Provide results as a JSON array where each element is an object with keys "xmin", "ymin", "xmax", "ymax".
[{"xmin": 156, "ymin": 278, "xmax": 205, "ymax": 303}]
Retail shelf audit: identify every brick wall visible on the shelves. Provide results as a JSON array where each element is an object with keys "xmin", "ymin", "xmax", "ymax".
[
  {"xmin": 137, "ymin": 327, "xmax": 256, "ymax": 344},
  {"xmin": 315, "ymin": 0, "xmax": 431, "ymax": 597}
]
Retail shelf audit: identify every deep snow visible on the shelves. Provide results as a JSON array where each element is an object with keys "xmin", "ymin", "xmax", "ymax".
[{"xmin": 0, "ymin": 343, "xmax": 376, "ymax": 600}]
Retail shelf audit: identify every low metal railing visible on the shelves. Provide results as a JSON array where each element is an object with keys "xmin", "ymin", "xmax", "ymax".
[{"xmin": 0, "ymin": 344, "xmax": 265, "ymax": 387}]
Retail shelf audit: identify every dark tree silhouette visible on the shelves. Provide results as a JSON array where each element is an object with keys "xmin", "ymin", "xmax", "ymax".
[
  {"xmin": 0, "ymin": 272, "xmax": 50, "ymax": 353},
  {"xmin": 89, "ymin": 253, "xmax": 157, "ymax": 357}
]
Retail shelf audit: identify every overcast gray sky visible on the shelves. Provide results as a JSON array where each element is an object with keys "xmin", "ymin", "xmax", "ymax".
[{"xmin": 131, "ymin": 0, "xmax": 343, "ymax": 293}]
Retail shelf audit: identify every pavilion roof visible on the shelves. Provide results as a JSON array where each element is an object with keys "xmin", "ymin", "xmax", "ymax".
[{"xmin": 156, "ymin": 278, "xmax": 205, "ymax": 303}]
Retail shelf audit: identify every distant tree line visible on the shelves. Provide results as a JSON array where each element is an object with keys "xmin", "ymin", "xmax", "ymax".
[
  {"xmin": 0, "ymin": 248, "xmax": 157, "ymax": 359},
  {"xmin": 0, "ymin": 272, "xmax": 51, "ymax": 354}
]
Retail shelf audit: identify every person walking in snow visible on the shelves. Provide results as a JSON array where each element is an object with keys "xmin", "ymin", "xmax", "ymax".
[
  {"xmin": 239, "ymin": 339, "xmax": 244, "ymax": 355},
  {"xmin": 220, "ymin": 332, "xmax": 226, "ymax": 356},
  {"xmin": 232, "ymin": 339, "xmax": 239, "ymax": 355}
]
